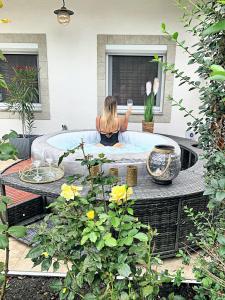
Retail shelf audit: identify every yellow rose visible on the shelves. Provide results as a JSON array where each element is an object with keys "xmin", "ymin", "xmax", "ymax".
[
  {"xmin": 0, "ymin": 19, "xmax": 11, "ymax": 23},
  {"xmin": 42, "ymin": 252, "xmax": 49, "ymax": 258},
  {"xmin": 109, "ymin": 185, "xmax": 133, "ymax": 205},
  {"xmin": 86, "ymin": 210, "xmax": 95, "ymax": 220},
  {"xmin": 71, "ymin": 185, "xmax": 83, "ymax": 196},
  {"xmin": 60, "ymin": 184, "xmax": 82, "ymax": 200},
  {"xmin": 60, "ymin": 184, "xmax": 74, "ymax": 200},
  {"xmin": 62, "ymin": 288, "xmax": 67, "ymax": 294}
]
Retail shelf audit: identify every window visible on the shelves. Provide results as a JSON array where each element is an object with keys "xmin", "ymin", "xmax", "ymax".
[
  {"xmin": 106, "ymin": 44, "xmax": 166, "ymax": 114},
  {"xmin": 108, "ymin": 55, "xmax": 164, "ymax": 112},
  {"xmin": 98, "ymin": 35, "xmax": 176, "ymax": 123},
  {"xmin": 0, "ymin": 54, "xmax": 39, "ymax": 103},
  {"xmin": 0, "ymin": 35, "xmax": 50, "ymax": 120}
]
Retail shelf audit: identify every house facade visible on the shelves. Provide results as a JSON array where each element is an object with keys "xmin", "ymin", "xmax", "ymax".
[{"xmin": 0, "ymin": 0, "xmax": 200, "ymax": 138}]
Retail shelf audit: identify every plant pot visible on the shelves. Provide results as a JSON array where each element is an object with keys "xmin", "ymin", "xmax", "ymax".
[
  {"xmin": 10, "ymin": 135, "xmax": 39, "ymax": 160},
  {"xmin": 142, "ymin": 120, "xmax": 154, "ymax": 133}
]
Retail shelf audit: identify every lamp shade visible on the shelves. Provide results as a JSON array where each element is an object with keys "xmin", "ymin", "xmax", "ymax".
[{"xmin": 54, "ymin": 1, "xmax": 74, "ymax": 25}]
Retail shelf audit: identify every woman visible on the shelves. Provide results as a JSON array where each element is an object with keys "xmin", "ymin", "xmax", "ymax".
[{"xmin": 96, "ymin": 96, "xmax": 132, "ymax": 147}]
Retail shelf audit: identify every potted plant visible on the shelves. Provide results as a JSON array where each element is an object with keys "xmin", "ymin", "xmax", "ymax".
[
  {"xmin": 6, "ymin": 65, "xmax": 39, "ymax": 159},
  {"xmin": 142, "ymin": 78, "xmax": 159, "ymax": 133}
]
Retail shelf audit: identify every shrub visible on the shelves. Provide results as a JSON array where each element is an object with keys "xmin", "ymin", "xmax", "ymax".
[{"xmin": 28, "ymin": 142, "xmax": 175, "ymax": 299}]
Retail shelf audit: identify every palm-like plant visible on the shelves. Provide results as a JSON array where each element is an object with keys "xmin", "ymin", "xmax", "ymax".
[{"xmin": 6, "ymin": 66, "xmax": 39, "ymax": 137}]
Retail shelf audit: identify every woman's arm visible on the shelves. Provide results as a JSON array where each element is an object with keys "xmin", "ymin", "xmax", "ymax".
[
  {"xmin": 119, "ymin": 107, "xmax": 132, "ymax": 132},
  {"xmin": 96, "ymin": 116, "xmax": 100, "ymax": 132}
]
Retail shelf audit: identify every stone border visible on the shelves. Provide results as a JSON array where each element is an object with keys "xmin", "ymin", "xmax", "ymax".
[
  {"xmin": 97, "ymin": 34, "xmax": 176, "ymax": 123},
  {"xmin": 0, "ymin": 33, "xmax": 50, "ymax": 120}
]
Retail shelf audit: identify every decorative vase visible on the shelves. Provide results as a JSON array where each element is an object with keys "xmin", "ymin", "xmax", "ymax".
[
  {"xmin": 142, "ymin": 120, "xmax": 154, "ymax": 133},
  {"xmin": 109, "ymin": 167, "xmax": 119, "ymax": 177},
  {"xmin": 126, "ymin": 165, "xmax": 138, "ymax": 187},
  {"xmin": 90, "ymin": 164, "xmax": 100, "ymax": 177},
  {"xmin": 146, "ymin": 145, "xmax": 181, "ymax": 185}
]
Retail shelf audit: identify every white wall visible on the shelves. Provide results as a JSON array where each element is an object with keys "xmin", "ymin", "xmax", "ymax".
[{"xmin": 0, "ymin": 0, "xmax": 200, "ymax": 138}]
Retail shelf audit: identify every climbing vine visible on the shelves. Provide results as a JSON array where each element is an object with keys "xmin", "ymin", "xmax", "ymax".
[{"xmin": 157, "ymin": 0, "xmax": 225, "ymax": 298}]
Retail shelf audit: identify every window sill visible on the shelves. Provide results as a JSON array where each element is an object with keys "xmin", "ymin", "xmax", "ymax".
[
  {"xmin": 118, "ymin": 106, "xmax": 163, "ymax": 115},
  {"xmin": 0, "ymin": 103, "xmax": 42, "ymax": 112}
]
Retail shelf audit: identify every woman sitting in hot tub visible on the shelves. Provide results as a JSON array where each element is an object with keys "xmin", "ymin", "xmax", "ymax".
[{"xmin": 96, "ymin": 96, "xmax": 132, "ymax": 147}]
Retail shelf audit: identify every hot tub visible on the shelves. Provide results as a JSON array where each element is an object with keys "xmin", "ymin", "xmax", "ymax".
[{"xmin": 31, "ymin": 130, "xmax": 181, "ymax": 176}]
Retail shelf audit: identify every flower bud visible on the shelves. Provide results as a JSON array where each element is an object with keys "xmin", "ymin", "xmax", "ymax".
[
  {"xmin": 146, "ymin": 81, "xmax": 152, "ymax": 96},
  {"xmin": 153, "ymin": 77, "xmax": 160, "ymax": 96}
]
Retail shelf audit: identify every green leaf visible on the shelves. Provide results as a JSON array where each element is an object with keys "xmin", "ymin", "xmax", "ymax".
[
  {"xmin": 41, "ymin": 258, "xmax": 52, "ymax": 271},
  {"xmin": 161, "ymin": 22, "xmax": 166, "ymax": 32},
  {"xmin": 1, "ymin": 196, "xmax": 13, "ymax": 205},
  {"xmin": 127, "ymin": 208, "xmax": 133, "ymax": 215},
  {"xmin": 218, "ymin": 178, "xmax": 225, "ymax": 189},
  {"xmin": 203, "ymin": 19, "xmax": 225, "ymax": 36},
  {"xmin": 50, "ymin": 279, "xmax": 63, "ymax": 292},
  {"xmin": 217, "ymin": 234, "xmax": 225, "ymax": 245},
  {"xmin": 0, "ymin": 234, "xmax": 8, "ymax": 250},
  {"xmin": 0, "ymin": 78, "xmax": 7, "ymax": 89},
  {"xmin": 172, "ymin": 32, "xmax": 179, "ymax": 41},
  {"xmin": 0, "ymin": 274, "xmax": 4, "ymax": 286},
  {"xmin": 0, "ymin": 51, "xmax": 6, "ymax": 62},
  {"xmin": 209, "ymin": 66, "xmax": 225, "ymax": 81},
  {"xmin": 27, "ymin": 246, "xmax": 43, "ymax": 259},
  {"xmin": 210, "ymin": 65, "xmax": 225, "ymax": 73},
  {"xmin": 122, "ymin": 236, "xmax": 133, "ymax": 246},
  {"xmin": 96, "ymin": 239, "xmax": 104, "ymax": 250},
  {"xmin": 80, "ymin": 235, "xmax": 89, "ymax": 245},
  {"xmin": 0, "ymin": 224, "xmax": 7, "ymax": 233},
  {"xmin": 210, "ymin": 73, "xmax": 225, "ymax": 81},
  {"xmin": 105, "ymin": 237, "xmax": 117, "ymax": 247},
  {"xmin": 0, "ymin": 203, "xmax": 6, "ymax": 212},
  {"xmin": 142, "ymin": 285, "xmax": 154, "ymax": 297},
  {"xmin": 202, "ymin": 277, "xmax": 213, "ymax": 288},
  {"xmin": 89, "ymin": 232, "xmax": 97, "ymax": 243},
  {"xmin": 8, "ymin": 226, "xmax": 26, "ymax": 238},
  {"xmin": 219, "ymin": 245, "xmax": 225, "ymax": 256},
  {"xmin": 111, "ymin": 216, "xmax": 120, "ymax": 228},
  {"xmin": 168, "ymin": 294, "xmax": 186, "ymax": 300},
  {"xmin": 118, "ymin": 263, "xmax": 131, "ymax": 278},
  {"xmin": 216, "ymin": 191, "xmax": 225, "ymax": 202},
  {"xmin": 76, "ymin": 272, "xmax": 83, "ymax": 288},
  {"xmin": 0, "ymin": 143, "xmax": 18, "ymax": 161},
  {"xmin": 84, "ymin": 293, "xmax": 97, "ymax": 300},
  {"xmin": 120, "ymin": 292, "xmax": 129, "ymax": 300},
  {"xmin": 134, "ymin": 232, "xmax": 148, "ymax": 242},
  {"xmin": 2, "ymin": 130, "xmax": 17, "ymax": 141}
]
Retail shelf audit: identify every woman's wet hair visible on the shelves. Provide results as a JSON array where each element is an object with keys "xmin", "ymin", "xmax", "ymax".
[{"xmin": 102, "ymin": 96, "xmax": 117, "ymax": 130}]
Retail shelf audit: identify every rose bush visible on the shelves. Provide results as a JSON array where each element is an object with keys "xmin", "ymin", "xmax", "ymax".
[{"xmin": 27, "ymin": 144, "xmax": 180, "ymax": 299}]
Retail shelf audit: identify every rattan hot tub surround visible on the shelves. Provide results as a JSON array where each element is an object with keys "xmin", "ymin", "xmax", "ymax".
[{"xmin": 0, "ymin": 135, "xmax": 207, "ymax": 258}]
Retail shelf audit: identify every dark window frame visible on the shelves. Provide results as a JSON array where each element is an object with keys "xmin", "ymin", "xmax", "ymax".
[
  {"xmin": 0, "ymin": 53, "xmax": 40, "ymax": 103},
  {"xmin": 107, "ymin": 53, "xmax": 166, "ymax": 114}
]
